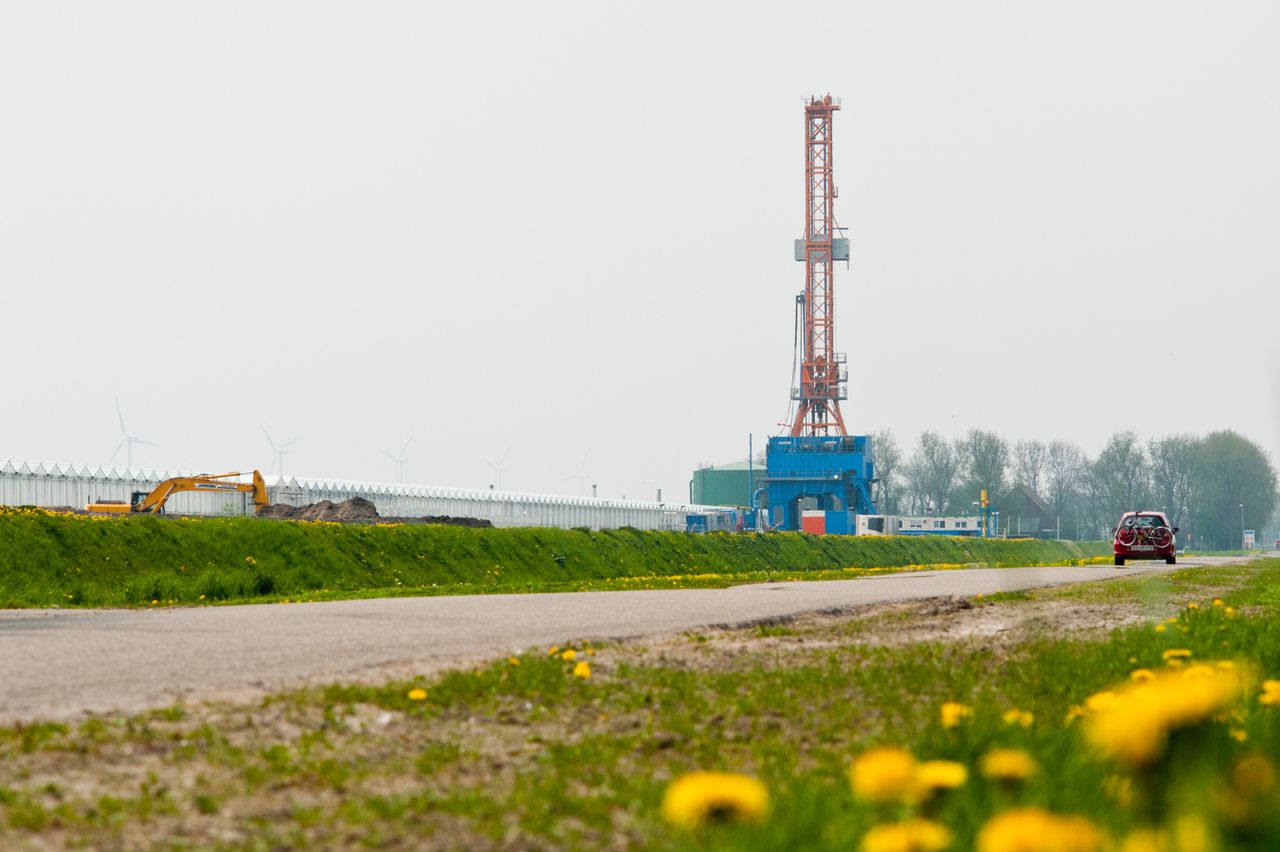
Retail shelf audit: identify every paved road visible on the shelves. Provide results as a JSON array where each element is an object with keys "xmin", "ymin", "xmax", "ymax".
[{"xmin": 0, "ymin": 557, "xmax": 1250, "ymax": 723}]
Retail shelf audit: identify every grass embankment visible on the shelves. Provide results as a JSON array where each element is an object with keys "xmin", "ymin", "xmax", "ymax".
[
  {"xmin": 0, "ymin": 559, "xmax": 1275, "ymax": 849},
  {"xmin": 0, "ymin": 506, "xmax": 1108, "ymax": 608}
]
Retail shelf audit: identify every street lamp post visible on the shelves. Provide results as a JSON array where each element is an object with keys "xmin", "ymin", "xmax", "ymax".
[{"xmin": 1075, "ymin": 506, "xmax": 1081, "ymax": 541}]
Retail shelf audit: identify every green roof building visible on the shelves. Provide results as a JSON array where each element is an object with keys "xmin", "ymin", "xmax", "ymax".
[{"xmin": 690, "ymin": 460, "xmax": 756, "ymax": 508}]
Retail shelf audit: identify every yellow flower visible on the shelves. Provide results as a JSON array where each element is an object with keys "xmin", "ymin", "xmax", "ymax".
[
  {"xmin": 407, "ymin": 688, "xmax": 427, "ymax": 701},
  {"xmin": 1154, "ymin": 624, "xmax": 1167, "ymax": 633},
  {"xmin": 1230, "ymin": 728, "xmax": 1248, "ymax": 742},
  {"xmin": 851, "ymin": 747, "xmax": 920, "ymax": 803},
  {"xmin": 660, "ymin": 771, "xmax": 768, "ymax": 829},
  {"xmin": 573, "ymin": 661, "xmax": 591, "ymax": 679},
  {"xmin": 244, "ymin": 555, "xmax": 256, "ymax": 565},
  {"xmin": 1002, "ymin": 708, "xmax": 1034, "ymax": 727},
  {"xmin": 1084, "ymin": 691, "xmax": 1119, "ymax": 712},
  {"xmin": 1129, "ymin": 669, "xmax": 1156, "ymax": 683},
  {"xmin": 1118, "ymin": 828, "xmax": 1167, "ymax": 852},
  {"xmin": 1212, "ymin": 599, "xmax": 1224, "ymax": 607},
  {"xmin": 561, "ymin": 649, "xmax": 578, "ymax": 662},
  {"xmin": 1064, "ymin": 705, "xmax": 1086, "ymax": 725},
  {"xmin": 980, "ymin": 749, "xmax": 1038, "ymax": 782},
  {"xmin": 1162, "ymin": 648, "xmax": 1192, "ymax": 661},
  {"xmin": 1186, "ymin": 602, "xmax": 1199, "ymax": 611},
  {"xmin": 916, "ymin": 760, "xmax": 967, "ymax": 791},
  {"xmin": 1259, "ymin": 680, "xmax": 1280, "ymax": 707},
  {"xmin": 507, "ymin": 657, "xmax": 520, "ymax": 666},
  {"xmin": 860, "ymin": 819, "xmax": 952, "ymax": 852},
  {"xmin": 547, "ymin": 645, "xmax": 559, "ymax": 655},
  {"xmin": 1085, "ymin": 664, "xmax": 1246, "ymax": 766},
  {"xmin": 940, "ymin": 702, "xmax": 972, "ymax": 729},
  {"xmin": 977, "ymin": 808, "xmax": 1102, "ymax": 852},
  {"xmin": 1225, "ymin": 607, "xmax": 1236, "ymax": 617}
]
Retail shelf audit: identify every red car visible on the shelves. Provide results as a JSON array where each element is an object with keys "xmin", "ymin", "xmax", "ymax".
[{"xmin": 1113, "ymin": 511, "xmax": 1177, "ymax": 566}]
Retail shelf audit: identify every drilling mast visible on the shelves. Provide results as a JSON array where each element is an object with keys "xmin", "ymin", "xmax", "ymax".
[{"xmin": 790, "ymin": 95, "xmax": 849, "ymax": 437}]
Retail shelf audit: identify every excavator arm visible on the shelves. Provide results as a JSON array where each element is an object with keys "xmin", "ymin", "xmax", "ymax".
[{"xmin": 129, "ymin": 470, "xmax": 270, "ymax": 514}]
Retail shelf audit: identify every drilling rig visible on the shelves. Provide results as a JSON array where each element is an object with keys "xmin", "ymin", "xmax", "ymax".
[{"xmin": 763, "ymin": 95, "xmax": 877, "ymax": 533}]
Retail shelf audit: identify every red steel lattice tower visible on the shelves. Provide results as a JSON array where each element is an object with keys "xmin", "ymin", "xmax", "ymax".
[{"xmin": 790, "ymin": 95, "xmax": 849, "ymax": 436}]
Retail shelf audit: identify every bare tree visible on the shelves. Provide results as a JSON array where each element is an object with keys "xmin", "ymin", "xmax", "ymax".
[
  {"xmin": 1044, "ymin": 440, "xmax": 1087, "ymax": 536},
  {"xmin": 1092, "ymin": 432, "xmax": 1152, "ymax": 525},
  {"xmin": 1011, "ymin": 440, "xmax": 1048, "ymax": 494},
  {"xmin": 871, "ymin": 429, "xmax": 902, "ymax": 514},
  {"xmin": 960, "ymin": 429, "xmax": 1009, "ymax": 498},
  {"xmin": 904, "ymin": 431, "xmax": 960, "ymax": 515},
  {"xmin": 1147, "ymin": 434, "xmax": 1200, "ymax": 531}
]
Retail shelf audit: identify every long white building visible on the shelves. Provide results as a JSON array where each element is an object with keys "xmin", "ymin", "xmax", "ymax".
[{"xmin": 0, "ymin": 460, "xmax": 716, "ymax": 531}]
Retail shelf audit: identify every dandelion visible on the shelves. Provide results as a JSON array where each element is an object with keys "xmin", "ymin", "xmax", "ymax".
[
  {"xmin": 916, "ymin": 760, "xmax": 967, "ymax": 792},
  {"xmin": 1162, "ymin": 649, "xmax": 1192, "ymax": 661},
  {"xmin": 980, "ymin": 749, "xmax": 1038, "ymax": 782},
  {"xmin": 245, "ymin": 556, "xmax": 256, "ymax": 565},
  {"xmin": 547, "ymin": 645, "xmax": 559, "ymax": 656},
  {"xmin": 1213, "ymin": 599, "xmax": 1224, "ymax": 607},
  {"xmin": 1225, "ymin": 607, "xmax": 1236, "ymax": 617},
  {"xmin": 860, "ymin": 819, "xmax": 952, "ymax": 852},
  {"xmin": 1259, "ymin": 680, "xmax": 1280, "ymax": 707},
  {"xmin": 1230, "ymin": 728, "xmax": 1248, "ymax": 742},
  {"xmin": 940, "ymin": 702, "xmax": 972, "ymax": 729},
  {"xmin": 1186, "ymin": 602, "xmax": 1199, "ymax": 611},
  {"xmin": 1084, "ymin": 664, "xmax": 1245, "ymax": 766},
  {"xmin": 1129, "ymin": 669, "xmax": 1156, "ymax": 683},
  {"xmin": 573, "ymin": 661, "xmax": 591, "ymax": 679},
  {"xmin": 976, "ymin": 808, "xmax": 1102, "ymax": 852},
  {"xmin": 507, "ymin": 657, "xmax": 520, "ymax": 666},
  {"xmin": 561, "ymin": 649, "xmax": 578, "ymax": 662},
  {"xmin": 407, "ymin": 688, "xmax": 427, "ymax": 701},
  {"xmin": 851, "ymin": 747, "xmax": 920, "ymax": 803},
  {"xmin": 660, "ymin": 771, "xmax": 768, "ymax": 829},
  {"xmin": 1002, "ymin": 708, "xmax": 1034, "ymax": 728}
]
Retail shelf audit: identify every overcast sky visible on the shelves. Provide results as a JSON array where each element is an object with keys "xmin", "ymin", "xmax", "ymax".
[{"xmin": 2, "ymin": 1, "xmax": 1277, "ymax": 502}]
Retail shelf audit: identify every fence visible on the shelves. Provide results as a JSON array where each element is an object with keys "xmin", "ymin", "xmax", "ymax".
[{"xmin": 0, "ymin": 461, "xmax": 715, "ymax": 531}]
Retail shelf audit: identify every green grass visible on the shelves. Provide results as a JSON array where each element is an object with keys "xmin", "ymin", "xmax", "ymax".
[
  {"xmin": 0, "ymin": 506, "xmax": 1109, "ymax": 608},
  {"xmin": 2, "ymin": 560, "xmax": 1277, "ymax": 849}
]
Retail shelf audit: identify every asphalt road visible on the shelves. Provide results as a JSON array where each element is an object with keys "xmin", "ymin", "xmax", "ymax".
[{"xmin": 0, "ymin": 557, "xmax": 1249, "ymax": 723}]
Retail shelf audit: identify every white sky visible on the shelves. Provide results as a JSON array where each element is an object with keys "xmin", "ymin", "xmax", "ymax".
[{"xmin": 2, "ymin": 1, "xmax": 1277, "ymax": 501}]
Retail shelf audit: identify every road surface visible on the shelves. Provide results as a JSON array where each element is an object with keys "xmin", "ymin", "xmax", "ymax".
[{"xmin": 0, "ymin": 557, "xmax": 1250, "ymax": 723}]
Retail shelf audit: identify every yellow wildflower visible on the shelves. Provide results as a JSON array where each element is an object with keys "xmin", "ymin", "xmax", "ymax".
[
  {"xmin": 976, "ymin": 808, "xmax": 1102, "ymax": 852},
  {"xmin": 1085, "ymin": 691, "xmax": 1119, "ymax": 712},
  {"xmin": 507, "ymin": 657, "xmax": 520, "ymax": 666},
  {"xmin": 1259, "ymin": 680, "xmax": 1280, "ymax": 706},
  {"xmin": 1225, "ymin": 607, "xmax": 1236, "ymax": 617},
  {"xmin": 860, "ymin": 819, "xmax": 952, "ymax": 852},
  {"xmin": 1002, "ymin": 708, "xmax": 1034, "ymax": 727},
  {"xmin": 660, "ymin": 771, "xmax": 768, "ymax": 829},
  {"xmin": 1085, "ymin": 664, "xmax": 1245, "ymax": 766},
  {"xmin": 1186, "ymin": 602, "xmax": 1199, "ymax": 611},
  {"xmin": 1154, "ymin": 624, "xmax": 1167, "ymax": 633},
  {"xmin": 573, "ymin": 661, "xmax": 591, "ymax": 679},
  {"xmin": 1118, "ymin": 828, "xmax": 1167, "ymax": 852},
  {"xmin": 407, "ymin": 688, "xmax": 427, "ymax": 701},
  {"xmin": 547, "ymin": 645, "xmax": 559, "ymax": 656},
  {"xmin": 916, "ymin": 760, "xmax": 967, "ymax": 791},
  {"xmin": 561, "ymin": 649, "xmax": 578, "ymax": 662},
  {"xmin": 1129, "ymin": 669, "xmax": 1156, "ymax": 683},
  {"xmin": 1162, "ymin": 649, "xmax": 1192, "ymax": 661},
  {"xmin": 851, "ymin": 747, "xmax": 920, "ymax": 803},
  {"xmin": 1212, "ymin": 599, "xmax": 1224, "ymax": 607},
  {"xmin": 1064, "ymin": 705, "xmax": 1086, "ymax": 725},
  {"xmin": 1230, "ymin": 728, "xmax": 1248, "ymax": 742},
  {"xmin": 940, "ymin": 702, "xmax": 972, "ymax": 729},
  {"xmin": 980, "ymin": 749, "xmax": 1038, "ymax": 782}
]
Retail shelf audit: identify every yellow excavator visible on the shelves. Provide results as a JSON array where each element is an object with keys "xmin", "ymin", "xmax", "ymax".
[{"xmin": 86, "ymin": 471, "xmax": 270, "ymax": 514}]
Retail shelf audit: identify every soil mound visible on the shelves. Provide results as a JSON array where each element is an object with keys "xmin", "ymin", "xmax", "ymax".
[{"xmin": 255, "ymin": 498, "xmax": 492, "ymax": 527}]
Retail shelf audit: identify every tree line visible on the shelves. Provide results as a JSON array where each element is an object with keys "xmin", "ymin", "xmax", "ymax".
[{"xmin": 870, "ymin": 429, "xmax": 1278, "ymax": 548}]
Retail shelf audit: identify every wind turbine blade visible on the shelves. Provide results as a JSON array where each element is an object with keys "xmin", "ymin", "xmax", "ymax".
[
  {"xmin": 282, "ymin": 435, "xmax": 302, "ymax": 449},
  {"xmin": 260, "ymin": 425, "xmax": 277, "ymax": 451},
  {"xmin": 115, "ymin": 397, "xmax": 127, "ymax": 437},
  {"xmin": 135, "ymin": 439, "xmax": 160, "ymax": 447},
  {"xmin": 499, "ymin": 448, "xmax": 510, "ymax": 466},
  {"xmin": 108, "ymin": 439, "xmax": 126, "ymax": 465},
  {"xmin": 400, "ymin": 436, "xmax": 413, "ymax": 456},
  {"xmin": 380, "ymin": 450, "xmax": 398, "ymax": 462}
]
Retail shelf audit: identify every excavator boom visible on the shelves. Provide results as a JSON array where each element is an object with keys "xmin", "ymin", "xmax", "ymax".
[{"xmin": 86, "ymin": 470, "xmax": 270, "ymax": 514}]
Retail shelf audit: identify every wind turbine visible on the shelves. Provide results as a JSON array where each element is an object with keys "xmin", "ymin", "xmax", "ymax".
[
  {"xmin": 261, "ymin": 427, "xmax": 302, "ymax": 477},
  {"xmin": 561, "ymin": 449, "xmax": 590, "ymax": 498},
  {"xmin": 482, "ymin": 449, "xmax": 510, "ymax": 491},
  {"xmin": 109, "ymin": 397, "xmax": 158, "ymax": 469},
  {"xmin": 381, "ymin": 436, "xmax": 412, "ymax": 484}
]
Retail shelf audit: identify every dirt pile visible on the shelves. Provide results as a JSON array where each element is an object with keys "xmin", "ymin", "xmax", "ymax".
[
  {"xmin": 255, "ymin": 498, "xmax": 492, "ymax": 527},
  {"xmin": 256, "ymin": 497, "xmax": 380, "ymax": 522}
]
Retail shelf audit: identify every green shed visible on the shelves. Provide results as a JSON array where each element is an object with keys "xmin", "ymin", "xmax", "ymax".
[{"xmin": 690, "ymin": 460, "xmax": 756, "ymax": 508}]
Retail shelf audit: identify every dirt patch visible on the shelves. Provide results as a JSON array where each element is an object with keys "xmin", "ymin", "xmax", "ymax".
[{"xmin": 255, "ymin": 497, "xmax": 492, "ymax": 527}]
